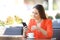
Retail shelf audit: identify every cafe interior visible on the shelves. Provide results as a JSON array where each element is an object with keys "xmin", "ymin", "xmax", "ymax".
[{"xmin": 0, "ymin": 0, "xmax": 60, "ymax": 40}]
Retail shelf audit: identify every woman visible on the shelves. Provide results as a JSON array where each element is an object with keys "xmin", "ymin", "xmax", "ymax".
[{"xmin": 26, "ymin": 4, "xmax": 53, "ymax": 39}]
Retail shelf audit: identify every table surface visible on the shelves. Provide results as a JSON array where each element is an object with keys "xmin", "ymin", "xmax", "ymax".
[
  {"xmin": 0, "ymin": 35, "xmax": 24, "ymax": 37},
  {"xmin": 0, "ymin": 35, "xmax": 56, "ymax": 40}
]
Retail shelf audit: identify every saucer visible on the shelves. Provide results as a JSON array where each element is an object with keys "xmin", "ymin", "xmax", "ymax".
[{"xmin": 27, "ymin": 37, "xmax": 34, "ymax": 38}]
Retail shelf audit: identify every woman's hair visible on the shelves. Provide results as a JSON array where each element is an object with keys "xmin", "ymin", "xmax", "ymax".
[{"xmin": 33, "ymin": 4, "xmax": 47, "ymax": 19}]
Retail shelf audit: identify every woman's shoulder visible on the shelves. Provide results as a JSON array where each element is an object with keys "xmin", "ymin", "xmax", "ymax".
[
  {"xmin": 43, "ymin": 19, "xmax": 52, "ymax": 23},
  {"xmin": 42, "ymin": 19, "xmax": 52, "ymax": 26},
  {"xmin": 29, "ymin": 19, "xmax": 35, "ymax": 22},
  {"xmin": 44, "ymin": 19, "xmax": 52, "ymax": 21}
]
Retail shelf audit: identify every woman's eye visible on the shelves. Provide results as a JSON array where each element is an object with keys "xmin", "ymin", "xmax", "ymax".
[
  {"xmin": 32, "ymin": 12, "xmax": 38, "ymax": 15},
  {"xmin": 33, "ymin": 13, "xmax": 38, "ymax": 15},
  {"xmin": 35, "ymin": 13, "xmax": 38, "ymax": 14}
]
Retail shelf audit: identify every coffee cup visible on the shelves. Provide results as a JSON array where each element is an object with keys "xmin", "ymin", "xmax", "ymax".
[{"xmin": 27, "ymin": 33, "xmax": 34, "ymax": 38}]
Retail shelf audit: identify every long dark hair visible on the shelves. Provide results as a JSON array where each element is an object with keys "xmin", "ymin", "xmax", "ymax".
[{"xmin": 33, "ymin": 4, "xmax": 47, "ymax": 19}]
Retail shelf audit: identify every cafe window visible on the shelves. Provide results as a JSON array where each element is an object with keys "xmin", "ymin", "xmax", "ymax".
[
  {"xmin": 24, "ymin": 0, "xmax": 48, "ymax": 10},
  {"xmin": 53, "ymin": 0, "xmax": 60, "ymax": 10}
]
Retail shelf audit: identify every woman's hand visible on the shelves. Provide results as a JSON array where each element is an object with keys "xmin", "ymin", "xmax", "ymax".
[
  {"xmin": 37, "ymin": 23, "xmax": 41, "ymax": 27},
  {"xmin": 31, "ymin": 25, "xmax": 37, "ymax": 31},
  {"xmin": 23, "ymin": 27, "xmax": 27, "ymax": 38},
  {"xmin": 31, "ymin": 23, "xmax": 41, "ymax": 31}
]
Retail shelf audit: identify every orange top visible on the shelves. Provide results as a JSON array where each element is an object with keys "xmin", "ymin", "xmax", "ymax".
[{"xmin": 26, "ymin": 19, "xmax": 53, "ymax": 39}]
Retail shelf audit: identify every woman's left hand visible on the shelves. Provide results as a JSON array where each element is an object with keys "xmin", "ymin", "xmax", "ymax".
[
  {"xmin": 31, "ymin": 25, "xmax": 38, "ymax": 31},
  {"xmin": 36, "ymin": 23, "xmax": 41, "ymax": 28}
]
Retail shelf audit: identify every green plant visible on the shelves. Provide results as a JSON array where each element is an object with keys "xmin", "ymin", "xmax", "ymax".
[
  {"xmin": 55, "ymin": 13, "xmax": 60, "ymax": 19},
  {"xmin": 0, "ymin": 20, "xmax": 5, "ymax": 26},
  {"xmin": 48, "ymin": 16, "xmax": 53, "ymax": 20}
]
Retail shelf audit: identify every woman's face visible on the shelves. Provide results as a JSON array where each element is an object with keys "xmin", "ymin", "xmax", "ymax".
[{"xmin": 32, "ymin": 8, "xmax": 41, "ymax": 20}]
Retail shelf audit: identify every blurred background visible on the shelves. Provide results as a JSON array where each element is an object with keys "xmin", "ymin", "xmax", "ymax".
[
  {"xmin": 0, "ymin": 0, "xmax": 60, "ymax": 24},
  {"xmin": 0, "ymin": 0, "xmax": 60, "ymax": 39}
]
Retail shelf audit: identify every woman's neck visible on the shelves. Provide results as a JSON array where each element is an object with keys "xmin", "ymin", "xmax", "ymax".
[{"xmin": 36, "ymin": 18, "xmax": 43, "ymax": 23}]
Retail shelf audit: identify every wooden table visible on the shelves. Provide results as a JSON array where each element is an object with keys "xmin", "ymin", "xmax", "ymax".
[
  {"xmin": 0, "ymin": 35, "xmax": 56, "ymax": 40},
  {"xmin": 0, "ymin": 35, "xmax": 24, "ymax": 40}
]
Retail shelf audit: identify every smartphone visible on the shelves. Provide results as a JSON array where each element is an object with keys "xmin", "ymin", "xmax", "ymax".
[{"xmin": 22, "ymin": 22, "xmax": 27, "ymax": 27}]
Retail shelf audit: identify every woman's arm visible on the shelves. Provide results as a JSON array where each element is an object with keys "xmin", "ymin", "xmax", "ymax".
[
  {"xmin": 36, "ymin": 23, "xmax": 47, "ymax": 36},
  {"xmin": 23, "ymin": 27, "xmax": 27, "ymax": 38},
  {"xmin": 38, "ymin": 27, "xmax": 47, "ymax": 36},
  {"xmin": 46, "ymin": 19, "xmax": 53, "ymax": 38},
  {"xmin": 36, "ymin": 19, "xmax": 53, "ymax": 38}
]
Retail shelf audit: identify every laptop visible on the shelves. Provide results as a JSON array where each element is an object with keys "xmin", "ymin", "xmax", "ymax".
[{"xmin": 3, "ymin": 26, "xmax": 23, "ymax": 35}]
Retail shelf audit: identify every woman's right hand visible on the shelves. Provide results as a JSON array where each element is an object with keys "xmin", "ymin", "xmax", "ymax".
[{"xmin": 23, "ymin": 27, "xmax": 27, "ymax": 38}]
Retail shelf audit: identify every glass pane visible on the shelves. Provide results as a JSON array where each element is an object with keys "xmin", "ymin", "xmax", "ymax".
[{"xmin": 53, "ymin": 0, "xmax": 60, "ymax": 10}]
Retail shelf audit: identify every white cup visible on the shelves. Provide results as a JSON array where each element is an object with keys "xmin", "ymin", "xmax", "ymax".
[{"xmin": 27, "ymin": 33, "xmax": 34, "ymax": 38}]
